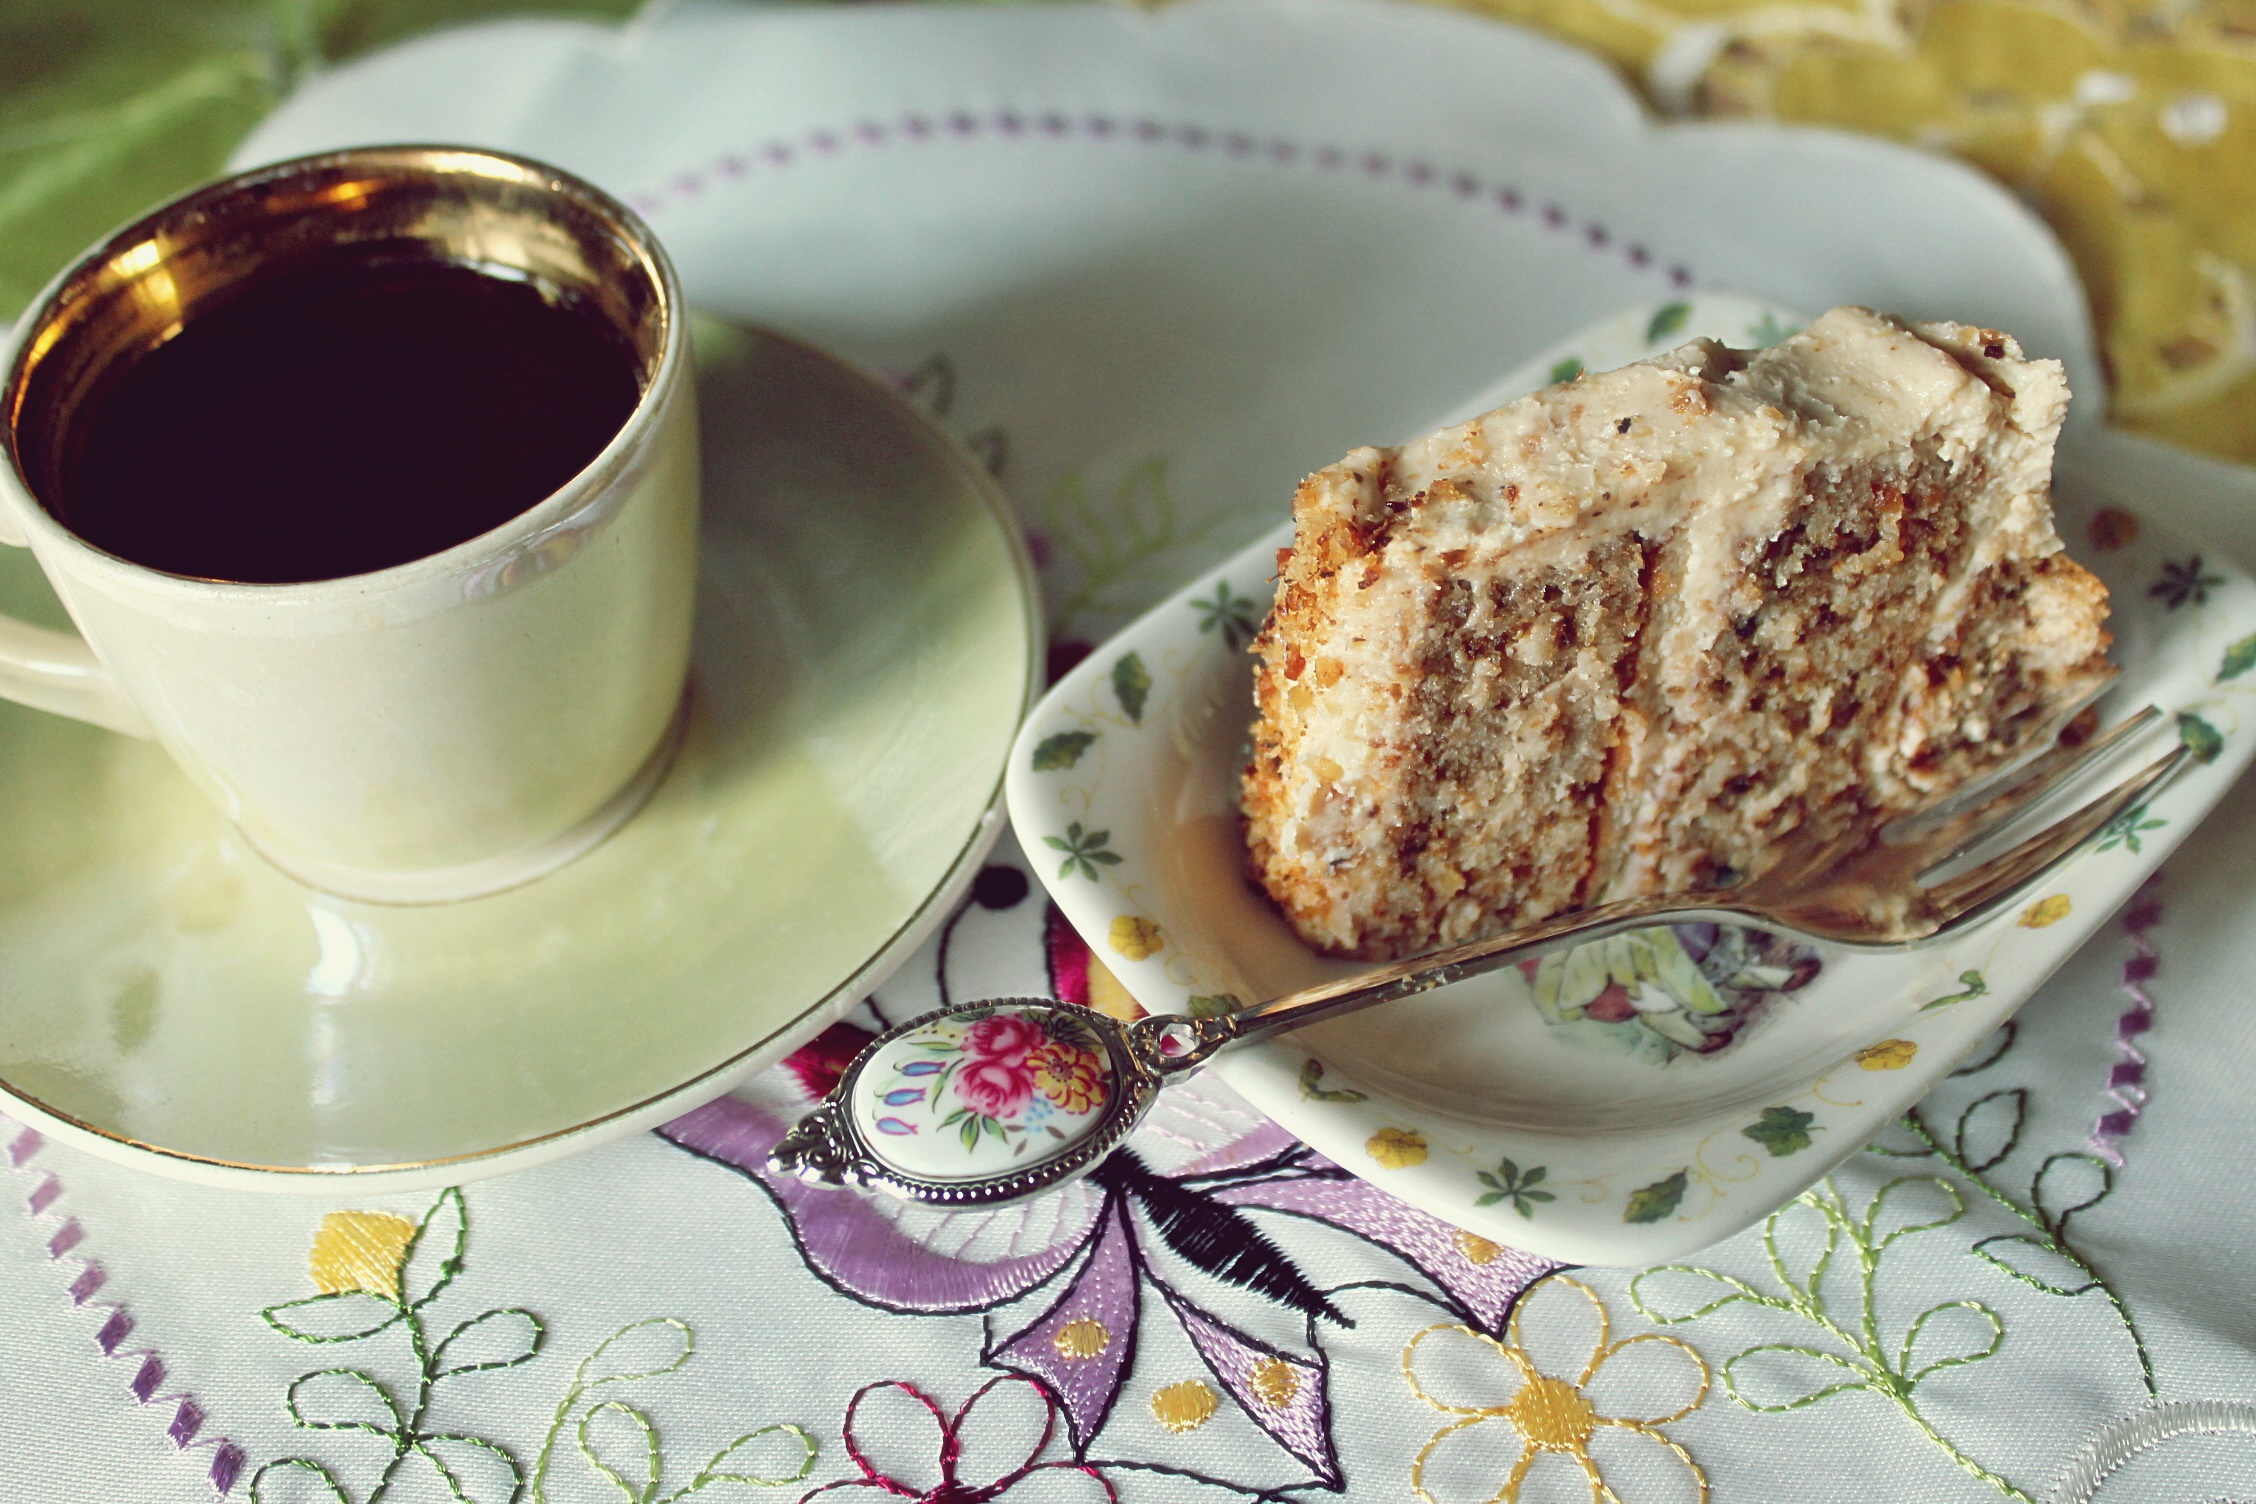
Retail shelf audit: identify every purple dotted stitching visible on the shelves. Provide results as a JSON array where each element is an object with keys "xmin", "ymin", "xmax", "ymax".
[
  {"xmin": 5, "ymin": 1121, "xmax": 246, "ymax": 1494},
  {"xmin": 624, "ymin": 111, "xmax": 1690, "ymax": 287},
  {"xmin": 2090, "ymin": 877, "xmax": 2163, "ymax": 1166}
]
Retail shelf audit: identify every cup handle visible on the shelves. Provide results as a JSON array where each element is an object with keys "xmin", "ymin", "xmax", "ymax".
[
  {"xmin": 0, "ymin": 318, "xmax": 151, "ymax": 739},
  {"xmin": 0, "ymin": 616, "xmax": 150, "ymax": 736},
  {"xmin": 0, "ymin": 523, "xmax": 151, "ymax": 738}
]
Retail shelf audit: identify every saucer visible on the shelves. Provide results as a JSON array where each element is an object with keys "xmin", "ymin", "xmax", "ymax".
[
  {"xmin": 0, "ymin": 321, "xmax": 1040, "ymax": 1190},
  {"xmin": 1008, "ymin": 296, "xmax": 2256, "ymax": 1264}
]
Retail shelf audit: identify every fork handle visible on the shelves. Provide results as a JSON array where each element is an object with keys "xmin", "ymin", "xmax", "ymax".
[{"xmin": 1137, "ymin": 892, "xmax": 1753, "ymax": 1075}]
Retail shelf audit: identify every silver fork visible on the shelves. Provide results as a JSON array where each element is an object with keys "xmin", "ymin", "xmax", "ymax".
[
  {"xmin": 772, "ymin": 706, "xmax": 2191, "ymax": 1206},
  {"xmin": 1165, "ymin": 703, "xmax": 2187, "ymax": 1070}
]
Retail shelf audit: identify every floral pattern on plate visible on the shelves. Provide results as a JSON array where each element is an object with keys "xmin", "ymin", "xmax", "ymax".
[{"xmin": 1528, "ymin": 923, "xmax": 1822, "ymax": 1064}]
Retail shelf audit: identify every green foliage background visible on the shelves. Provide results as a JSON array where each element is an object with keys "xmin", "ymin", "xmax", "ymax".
[{"xmin": 0, "ymin": 0, "xmax": 641, "ymax": 318}]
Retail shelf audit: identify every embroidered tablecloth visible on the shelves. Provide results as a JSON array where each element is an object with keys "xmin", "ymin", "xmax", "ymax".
[
  {"xmin": 6, "ymin": 4, "xmax": 2256, "ymax": 1504},
  {"xmin": 8, "ymin": 801, "xmax": 2256, "ymax": 1503}
]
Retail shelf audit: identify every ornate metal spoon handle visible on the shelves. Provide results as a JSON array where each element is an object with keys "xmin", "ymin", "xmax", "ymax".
[{"xmin": 1124, "ymin": 890, "xmax": 1750, "ymax": 1077}]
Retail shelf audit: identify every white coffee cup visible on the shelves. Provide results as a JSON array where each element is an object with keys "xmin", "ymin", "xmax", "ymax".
[{"xmin": 0, "ymin": 146, "xmax": 699, "ymax": 903}]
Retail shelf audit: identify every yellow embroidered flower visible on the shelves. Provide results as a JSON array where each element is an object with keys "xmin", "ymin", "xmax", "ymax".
[
  {"xmin": 1855, "ymin": 1038, "xmax": 1919, "ymax": 1070},
  {"xmin": 1368, "ymin": 1126, "xmax": 1429, "ymax": 1169},
  {"xmin": 1109, "ymin": 915, "xmax": 1163, "ymax": 960},
  {"xmin": 2020, "ymin": 894, "xmax": 2073, "ymax": 928},
  {"xmin": 1455, "ymin": 1230, "xmax": 1504, "ymax": 1266},
  {"xmin": 308, "ymin": 1211, "xmax": 416, "ymax": 1300},
  {"xmin": 1032, "ymin": 1041, "xmax": 1109, "ymax": 1115},
  {"xmin": 1053, "ymin": 1318, "xmax": 1112, "ymax": 1359},
  {"xmin": 1151, "ymin": 1379, "xmax": 1219, "ymax": 1433},
  {"xmin": 1402, "ymin": 1275, "xmax": 1709, "ymax": 1504},
  {"xmin": 1250, "ymin": 1357, "xmax": 1301, "ymax": 1408}
]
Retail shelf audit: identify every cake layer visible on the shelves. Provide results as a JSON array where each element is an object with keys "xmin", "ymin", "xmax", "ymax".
[{"xmin": 1242, "ymin": 306, "xmax": 2113, "ymax": 960}]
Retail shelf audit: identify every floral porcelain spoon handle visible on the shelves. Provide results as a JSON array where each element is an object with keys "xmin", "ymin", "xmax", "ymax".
[{"xmin": 766, "ymin": 890, "xmax": 1757, "ymax": 1207}]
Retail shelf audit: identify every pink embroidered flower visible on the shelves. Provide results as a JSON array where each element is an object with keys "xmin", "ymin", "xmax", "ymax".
[
  {"xmin": 955, "ymin": 1056, "xmax": 1036, "ymax": 1120},
  {"xmin": 782, "ymin": 1020, "xmax": 878, "ymax": 1101},
  {"xmin": 963, "ymin": 1013, "xmax": 1044, "ymax": 1066},
  {"xmin": 799, "ymin": 1376, "xmax": 1115, "ymax": 1503}
]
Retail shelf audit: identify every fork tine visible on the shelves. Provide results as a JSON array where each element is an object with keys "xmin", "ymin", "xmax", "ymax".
[
  {"xmin": 1891, "ymin": 704, "xmax": 2162, "ymax": 868},
  {"xmin": 1919, "ymin": 739, "xmax": 2193, "ymax": 937}
]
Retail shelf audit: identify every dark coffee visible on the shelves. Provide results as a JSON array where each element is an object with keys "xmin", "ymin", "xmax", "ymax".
[{"xmin": 51, "ymin": 251, "xmax": 642, "ymax": 584}]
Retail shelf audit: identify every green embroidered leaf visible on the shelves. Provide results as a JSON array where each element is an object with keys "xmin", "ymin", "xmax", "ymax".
[
  {"xmin": 283, "ymin": 1367, "xmax": 405, "ymax": 1436},
  {"xmin": 1863, "ymin": 1175, "xmax": 1964, "ymax": 1250},
  {"xmin": 695, "ymin": 1423, "xmax": 821, "ymax": 1488},
  {"xmin": 415, "ymin": 1432, "xmax": 521, "ymax": 1504},
  {"xmin": 1298, "ymin": 1057, "xmax": 1368, "ymax": 1102},
  {"xmin": 1111, "ymin": 652, "xmax": 1152, "ymax": 723},
  {"xmin": 1970, "ymin": 1232, "xmax": 2099, "ymax": 1297},
  {"xmin": 1623, "ymin": 1169, "xmax": 1688, "ymax": 1224},
  {"xmin": 432, "ymin": 1307, "xmax": 544, "ymax": 1380},
  {"xmin": 1919, "ymin": 969, "xmax": 1988, "ymax": 1011},
  {"xmin": 2221, "ymin": 633, "xmax": 2256, "ymax": 681},
  {"xmin": 1547, "ymin": 356, "xmax": 1584, "ymax": 384},
  {"xmin": 402, "ymin": 1186, "xmax": 468, "ymax": 1309},
  {"xmin": 1897, "ymin": 1301, "xmax": 2004, "ymax": 1386},
  {"xmin": 2178, "ymin": 711, "xmax": 2225, "ymax": 764},
  {"xmin": 578, "ymin": 1399, "xmax": 660, "ymax": 1502},
  {"xmin": 1741, "ymin": 1106, "xmax": 1817, "ymax": 1157},
  {"xmin": 246, "ymin": 1457, "xmax": 350, "ymax": 1504},
  {"xmin": 1764, "ymin": 1196, "xmax": 1842, "ymax": 1297},
  {"xmin": 1630, "ymin": 1264, "xmax": 1772, "ymax": 1323},
  {"xmin": 2032, "ymin": 1151, "xmax": 2113, "ymax": 1236},
  {"xmin": 960, "ymin": 1115, "xmax": 981, "ymax": 1152},
  {"xmin": 1645, "ymin": 301, "xmax": 1691, "ymax": 343},
  {"xmin": 1187, "ymin": 994, "xmax": 1244, "ymax": 1019},
  {"xmin": 1863, "ymin": 1121, "xmax": 1936, "ymax": 1158},
  {"xmin": 1952, "ymin": 1088, "xmax": 2026, "ymax": 1174},
  {"xmin": 1031, "ymin": 731, "xmax": 1097, "ymax": 770},
  {"xmin": 1721, "ymin": 1343, "xmax": 1875, "ymax": 1412},
  {"xmin": 261, "ymin": 1290, "xmax": 404, "ymax": 1344},
  {"xmin": 573, "ymin": 1316, "xmax": 694, "ymax": 1390}
]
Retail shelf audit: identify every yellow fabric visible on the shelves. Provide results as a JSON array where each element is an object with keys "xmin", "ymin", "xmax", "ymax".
[{"xmin": 1433, "ymin": 0, "xmax": 2256, "ymax": 461}]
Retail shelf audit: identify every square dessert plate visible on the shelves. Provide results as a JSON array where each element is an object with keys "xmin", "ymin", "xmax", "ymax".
[{"xmin": 1007, "ymin": 293, "xmax": 2256, "ymax": 1265}]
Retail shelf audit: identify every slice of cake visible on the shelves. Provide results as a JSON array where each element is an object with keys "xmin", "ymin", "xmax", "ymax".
[{"xmin": 1241, "ymin": 306, "xmax": 2112, "ymax": 961}]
